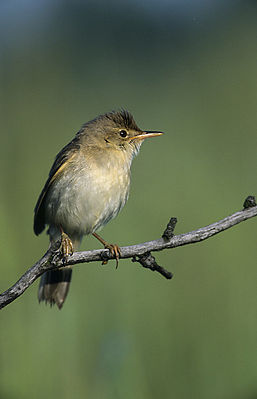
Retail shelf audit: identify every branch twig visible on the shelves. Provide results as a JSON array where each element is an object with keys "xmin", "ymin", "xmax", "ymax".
[{"xmin": 1, "ymin": 198, "xmax": 256, "ymax": 310}]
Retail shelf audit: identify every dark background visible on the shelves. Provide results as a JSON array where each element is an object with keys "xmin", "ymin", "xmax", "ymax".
[{"xmin": 1, "ymin": 1, "xmax": 257, "ymax": 398}]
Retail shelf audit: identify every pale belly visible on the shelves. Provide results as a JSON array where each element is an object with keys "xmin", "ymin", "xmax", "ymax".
[{"xmin": 45, "ymin": 158, "xmax": 130, "ymax": 236}]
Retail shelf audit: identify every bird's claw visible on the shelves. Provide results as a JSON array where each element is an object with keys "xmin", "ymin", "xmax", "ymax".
[
  {"xmin": 102, "ymin": 243, "xmax": 121, "ymax": 268},
  {"xmin": 61, "ymin": 231, "xmax": 73, "ymax": 262}
]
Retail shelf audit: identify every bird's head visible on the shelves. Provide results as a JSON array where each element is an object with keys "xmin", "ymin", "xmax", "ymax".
[{"xmin": 79, "ymin": 110, "xmax": 163, "ymax": 157}]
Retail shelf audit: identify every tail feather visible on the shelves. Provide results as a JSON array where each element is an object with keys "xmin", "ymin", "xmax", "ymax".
[{"xmin": 38, "ymin": 268, "xmax": 72, "ymax": 309}]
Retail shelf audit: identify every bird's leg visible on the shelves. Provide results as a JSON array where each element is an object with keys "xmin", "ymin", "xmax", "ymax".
[
  {"xmin": 92, "ymin": 232, "xmax": 121, "ymax": 268},
  {"xmin": 60, "ymin": 226, "xmax": 73, "ymax": 259}
]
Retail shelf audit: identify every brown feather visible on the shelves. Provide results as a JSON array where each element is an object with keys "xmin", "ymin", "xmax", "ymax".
[{"xmin": 33, "ymin": 136, "xmax": 81, "ymax": 235}]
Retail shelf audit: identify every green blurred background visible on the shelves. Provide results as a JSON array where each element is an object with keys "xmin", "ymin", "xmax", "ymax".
[{"xmin": 1, "ymin": 1, "xmax": 257, "ymax": 398}]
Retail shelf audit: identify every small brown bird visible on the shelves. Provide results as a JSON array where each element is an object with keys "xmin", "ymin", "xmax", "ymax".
[{"xmin": 34, "ymin": 110, "xmax": 163, "ymax": 309}]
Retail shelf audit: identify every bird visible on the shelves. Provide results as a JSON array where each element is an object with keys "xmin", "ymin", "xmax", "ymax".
[{"xmin": 34, "ymin": 110, "xmax": 163, "ymax": 309}]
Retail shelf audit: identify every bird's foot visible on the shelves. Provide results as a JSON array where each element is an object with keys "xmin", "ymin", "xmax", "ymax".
[
  {"xmin": 92, "ymin": 233, "xmax": 121, "ymax": 268},
  {"xmin": 103, "ymin": 243, "xmax": 121, "ymax": 268},
  {"xmin": 61, "ymin": 231, "xmax": 73, "ymax": 261}
]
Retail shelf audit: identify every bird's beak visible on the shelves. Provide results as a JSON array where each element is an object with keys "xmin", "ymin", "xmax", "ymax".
[{"xmin": 129, "ymin": 131, "xmax": 164, "ymax": 142}]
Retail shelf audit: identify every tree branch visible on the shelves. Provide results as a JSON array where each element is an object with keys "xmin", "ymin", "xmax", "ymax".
[{"xmin": 1, "ymin": 197, "xmax": 256, "ymax": 310}]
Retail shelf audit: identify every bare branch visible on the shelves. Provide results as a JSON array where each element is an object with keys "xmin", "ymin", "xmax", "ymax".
[
  {"xmin": 132, "ymin": 252, "xmax": 173, "ymax": 279},
  {"xmin": 1, "ymin": 200, "xmax": 257, "ymax": 310}
]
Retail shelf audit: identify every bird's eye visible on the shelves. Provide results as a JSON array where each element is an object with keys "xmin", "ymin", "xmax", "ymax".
[{"xmin": 119, "ymin": 129, "xmax": 127, "ymax": 138}]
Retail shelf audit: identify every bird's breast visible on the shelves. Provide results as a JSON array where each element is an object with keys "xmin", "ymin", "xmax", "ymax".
[{"xmin": 45, "ymin": 149, "xmax": 131, "ymax": 235}]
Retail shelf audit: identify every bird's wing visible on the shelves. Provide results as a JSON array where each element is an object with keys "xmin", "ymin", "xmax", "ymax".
[{"xmin": 33, "ymin": 136, "xmax": 81, "ymax": 235}]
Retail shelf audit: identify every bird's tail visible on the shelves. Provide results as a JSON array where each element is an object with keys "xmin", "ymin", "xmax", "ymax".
[
  {"xmin": 38, "ymin": 267, "xmax": 72, "ymax": 309},
  {"xmin": 38, "ymin": 227, "xmax": 82, "ymax": 309}
]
